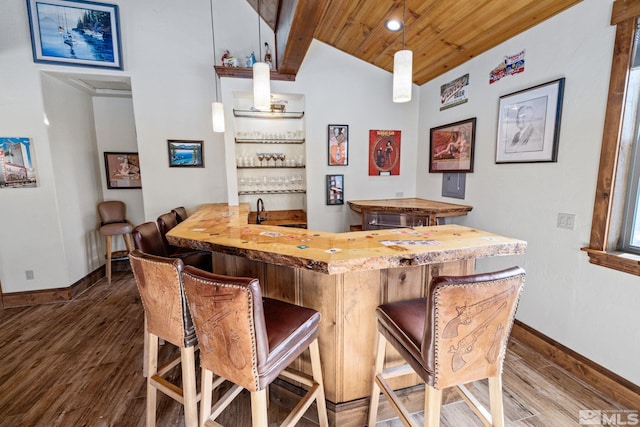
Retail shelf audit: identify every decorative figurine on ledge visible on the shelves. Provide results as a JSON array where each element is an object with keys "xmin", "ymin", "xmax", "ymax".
[
  {"xmin": 264, "ymin": 42, "xmax": 273, "ymax": 69},
  {"xmin": 221, "ymin": 49, "xmax": 239, "ymax": 67}
]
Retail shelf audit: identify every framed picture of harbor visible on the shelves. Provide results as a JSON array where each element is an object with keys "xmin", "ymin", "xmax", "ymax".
[
  {"xmin": 104, "ymin": 152, "xmax": 141, "ymax": 189},
  {"xmin": 326, "ymin": 174, "xmax": 344, "ymax": 205},
  {"xmin": 168, "ymin": 140, "xmax": 204, "ymax": 168},
  {"xmin": 26, "ymin": 0, "xmax": 123, "ymax": 70}
]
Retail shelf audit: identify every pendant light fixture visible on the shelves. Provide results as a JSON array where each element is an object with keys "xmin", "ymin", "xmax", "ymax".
[
  {"xmin": 253, "ymin": 0, "xmax": 271, "ymax": 110},
  {"xmin": 393, "ymin": 0, "xmax": 412, "ymax": 103},
  {"xmin": 210, "ymin": 0, "xmax": 225, "ymax": 132}
]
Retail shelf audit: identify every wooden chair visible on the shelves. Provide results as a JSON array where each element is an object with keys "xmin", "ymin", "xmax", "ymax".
[
  {"xmin": 129, "ymin": 250, "xmax": 203, "ymax": 427},
  {"xmin": 97, "ymin": 200, "xmax": 133, "ymax": 284},
  {"xmin": 368, "ymin": 267, "xmax": 525, "ymax": 427},
  {"xmin": 181, "ymin": 266, "xmax": 329, "ymax": 427}
]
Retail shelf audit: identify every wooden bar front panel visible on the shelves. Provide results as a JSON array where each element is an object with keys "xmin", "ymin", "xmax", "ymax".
[{"xmin": 211, "ymin": 252, "xmax": 474, "ymax": 403}]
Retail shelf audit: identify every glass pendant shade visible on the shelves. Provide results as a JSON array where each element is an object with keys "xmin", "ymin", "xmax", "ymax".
[
  {"xmin": 393, "ymin": 49, "xmax": 413, "ymax": 103},
  {"xmin": 253, "ymin": 62, "xmax": 271, "ymax": 110},
  {"xmin": 212, "ymin": 101, "xmax": 225, "ymax": 132}
]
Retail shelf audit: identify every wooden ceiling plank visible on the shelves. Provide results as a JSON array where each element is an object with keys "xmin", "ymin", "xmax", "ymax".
[
  {"xmin": 413, "ymin": 0, "xmax": 581, "ymax": 83},
  {"xmin": 314, "ymin": 0, "xmax": 369, "ymax": 46}
]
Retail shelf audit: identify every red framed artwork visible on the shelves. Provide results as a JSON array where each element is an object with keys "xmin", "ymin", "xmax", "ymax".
[
  {"xmin": 368, "ymin": 130, "xmax": 401, "ymax": 176},
  {"xmin": 429, "ymin": 118, "xmax": 476, "ymax": 172}
]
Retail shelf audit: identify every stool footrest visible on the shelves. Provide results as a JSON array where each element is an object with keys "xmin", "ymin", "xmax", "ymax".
[{"xmin": 108, "ymin": 250, "xmax": 130, "ymax": 260}]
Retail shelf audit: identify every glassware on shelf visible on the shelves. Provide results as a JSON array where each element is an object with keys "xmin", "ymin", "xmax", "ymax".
[
  {"xmin": 258, "ymin": 152, "xmax": 265, "ymax": 167},
  {"xmin": 279, "ymin": 153, "xmax": 286, "ymax": 167}
]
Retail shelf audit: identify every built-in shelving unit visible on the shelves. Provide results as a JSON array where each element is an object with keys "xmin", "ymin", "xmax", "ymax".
[{"xmin": 232, "ymin": 92, "xmax": 306, "ymax": 213}]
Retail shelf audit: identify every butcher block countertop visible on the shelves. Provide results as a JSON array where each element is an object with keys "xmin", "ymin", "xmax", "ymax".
[{"xmin": 167, "ymin": 203, "xmax": 526, "ymax": 275}]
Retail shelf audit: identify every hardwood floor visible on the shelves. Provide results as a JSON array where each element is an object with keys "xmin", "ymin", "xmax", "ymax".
[{"xmin": 0, "ymin": 271, "xmax": 635, "ymax": 426}]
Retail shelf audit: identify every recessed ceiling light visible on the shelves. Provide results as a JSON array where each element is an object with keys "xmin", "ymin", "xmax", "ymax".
[{"xmin": 385, "ymin": 19, "xmax": 403, "ymax": 32}]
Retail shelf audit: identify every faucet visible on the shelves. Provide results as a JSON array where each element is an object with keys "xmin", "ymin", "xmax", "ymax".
[{"xmin": 256, "ymin": 198, "xmax": 267, "ymax": 224}]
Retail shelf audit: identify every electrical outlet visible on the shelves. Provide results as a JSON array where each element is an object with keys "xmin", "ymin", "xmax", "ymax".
[
  {"xmin": 25, "ymin": 270, "xmax": 34, "ymax": 280},
  {"xmin": 557, "ymin": 213, "xmax": 575, "ymax": 230}
]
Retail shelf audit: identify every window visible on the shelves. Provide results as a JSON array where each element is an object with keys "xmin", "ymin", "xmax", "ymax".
[{"xmin": 583, "ymin": 1, "xmax": 640, "ymax": 276}]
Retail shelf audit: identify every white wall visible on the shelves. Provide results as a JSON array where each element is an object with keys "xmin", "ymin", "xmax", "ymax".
[
  {"xmin": 0, "ymin": 1, "xmax": 69, "ymax": 292},
  {"xmin": 42, "ymin": 73, "xmax": 104, "ymax": 282},
  {"xmin": 123, "ymin": 0, "xmax": 228, "ymax": 221},
  {"xmin": 94, "ymin": 96, "xmax": 144, "ymax": 229},
  {"xmin": 416, "ymin": 0, "xmax": 640, "ymax": 385}
]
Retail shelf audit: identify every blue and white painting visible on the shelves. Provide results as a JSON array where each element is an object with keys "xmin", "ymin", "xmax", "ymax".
[
  {"xmin": 0, "ymin": 138, "xmax": 37, "ymax": 188},
  {"xmin": 27, "ymin": 0, "xmax": 122, "ymax": 69},
  {"xmin": 168, "ymin": 141, "xmax": 204, "ymax": 168}
]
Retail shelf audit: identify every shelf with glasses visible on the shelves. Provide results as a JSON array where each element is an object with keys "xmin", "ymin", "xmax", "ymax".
[
  {"xmin": 235, "ymin": 138, "xmax": 305, "ymax": 144},
  {"xmin": 233, "ymin": 109, "xmax": 305, "ymax": 119},
  {"xmin": 238, "ymin": 165, "xmax": 305, "ymax": 169},
  {"xmin": 238, "ymin": 190, "xmax": 306, "ymax": 195}
]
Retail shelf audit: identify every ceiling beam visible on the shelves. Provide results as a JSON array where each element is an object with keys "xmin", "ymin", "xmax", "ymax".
[{"xmin": 276, "ymin": 0, "xmax": 331, "ymax": 75}]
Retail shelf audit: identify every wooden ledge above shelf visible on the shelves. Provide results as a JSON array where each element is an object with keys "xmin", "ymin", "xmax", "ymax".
[{"xmin": 214, "ymin": 66, "xmax": 296, "ymax": 82}]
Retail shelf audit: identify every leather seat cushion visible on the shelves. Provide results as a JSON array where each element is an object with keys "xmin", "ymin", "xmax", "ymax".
[
  {"xmin": 100, "ymin": 221, "xmax": 133, "ymax": 235},
  {"xmin": 258, "ymin": 297, "xmax": 320, "ymax": 388},
  {"xmin": 376, "ymin": 298, "xmax": 435, "ymax": 385}
]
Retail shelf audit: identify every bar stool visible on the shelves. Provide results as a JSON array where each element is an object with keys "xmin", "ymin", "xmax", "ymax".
[
  {"xmin": 368, "ymin": 267, "xmax": 525, "ymax": 427},
  {"xmin": 181, "ymin": 266, "xmax": 329, "ymax": 427},
  {"xmin": 129, "ymin": 250, "xmax": 214, "ymax": 427},
  {"xmin": 172, "ymin": 206, "xmax": 188, "ymax": 223},
  {"xmin": 97, "ymin": 200, "xmax": 133, "ymax": 284}
]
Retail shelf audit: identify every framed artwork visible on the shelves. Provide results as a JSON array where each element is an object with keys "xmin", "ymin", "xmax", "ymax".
[
  {"xmin": 496, "ymin": 78, "xmax": 565, "ymax": 163},
  {"xmin": 0, "ymin": 137, "xmax": 37, "ymax": 188},
  {"xmin": 168, "ymin": 140, "xmax": 204, "ymax": 168},
  {"xmin": 429, "ymin": 118, "xmax": 476, "ymax": 173},
  {"xmin": 369, "ymin": 130, "xmax": 401, "ymax": 176},
  {"xmin": 26, "ymin": 0, "xmax": 123, "ymax": 70},
  {"xmin": 104, "ymin": 152, "xmax": 141, "ymax": 189},
  {"xmin": 326, "ymin": 174, "xmax": 344, "ymax": 205},
  {"xmin": 328, "ymin": 125, "xmax": 348, "ymax": 166}
]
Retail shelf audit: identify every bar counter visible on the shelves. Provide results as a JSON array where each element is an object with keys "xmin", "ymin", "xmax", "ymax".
[{"xmin": 167, "ymin": 203, "xmax": 527, "ymax": 424}]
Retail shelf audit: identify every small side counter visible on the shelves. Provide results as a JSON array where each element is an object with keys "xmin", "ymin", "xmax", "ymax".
[{"xmin": 348, "ymin": 197, "xmax": 473, "ymax": 229}]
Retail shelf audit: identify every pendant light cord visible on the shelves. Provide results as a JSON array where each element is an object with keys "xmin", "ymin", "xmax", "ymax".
[
  {"xmin": 210, "ymin": 0, "xmax": 220, "ymax": 102},
  {"xmin": 402, "ymin": 0, "xmax": 406, "ymax": 49},
  {"xmin": 257, "ymin": 0, "xmax": 262, "ymax": 62}
]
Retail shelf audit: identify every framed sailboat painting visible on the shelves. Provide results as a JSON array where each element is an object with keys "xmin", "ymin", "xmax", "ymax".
[{"xmin": 26, "ymin": 0, "xmax": 123, "ymax": 70}]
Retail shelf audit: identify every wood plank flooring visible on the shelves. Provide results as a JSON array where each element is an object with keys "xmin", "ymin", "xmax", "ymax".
[{"xmin": 0, "ymin": 271, "xmax": 636, "ymax": 426}]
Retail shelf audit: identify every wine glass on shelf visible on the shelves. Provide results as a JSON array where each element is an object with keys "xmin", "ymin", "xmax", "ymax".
[
  {"xmin": 257, "ymin": 152, "xmax": 265, "ymax": 167},
  {"xmin": 268, "ymin": 176, "xmax": 276, "ymax": 192},
  {"xmin": 279, "ymin": 153, "xmax": 286, "ymax": 168},
  {"xmin": 238, "ymin": 177, "xmax": 246, "ymax": 193}
]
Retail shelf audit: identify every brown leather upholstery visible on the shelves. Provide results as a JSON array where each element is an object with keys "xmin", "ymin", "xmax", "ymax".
[
  {"xmin": 369, "ymin": 266, "xmax": 525, "ymax": 426},
  {"xmin": 98, "ymin": 201, "xmax": 132, "ymax": 229},
  {"xmin": 182, "ymin": 266, "xmax": 328, "ymax": 426},
  {"xmin": 157, "ymin": 212, "xmax": 180, "ymax": 252},
  {"xmin": 129, "ymin": 250, "xmax": 199, "ymax": 427},
  {"xmin": 172, "ymin": 206, "xmax": 188, "ymax": 223},
  {"xmin": 97, "ymin": 201, "xmax": 133, "ymax": 284},
  {"xmin": 129, "ymin": 250, "xmax": 196, "ymax": 348},
  {"xmin": 132, "ymin": 221, "xmax": 212, "ymax": 272}
]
